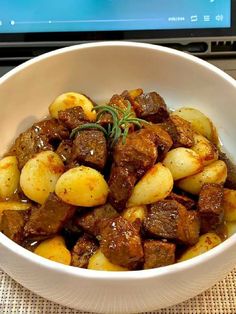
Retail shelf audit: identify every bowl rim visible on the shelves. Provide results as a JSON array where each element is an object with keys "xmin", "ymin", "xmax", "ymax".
[{"xmin": 0, "ymin": 41, "xmax": 236, "ymax": 280}]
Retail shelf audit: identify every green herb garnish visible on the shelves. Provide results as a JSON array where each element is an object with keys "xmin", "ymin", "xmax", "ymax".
[{"xmin": 70, "ymin": 101, "xmax": 149, "ymax": 146}]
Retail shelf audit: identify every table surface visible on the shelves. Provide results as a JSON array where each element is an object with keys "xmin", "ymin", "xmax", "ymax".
[{"xmin": 1, "ymin": 268, "xmax": 236, "ymax": 314}]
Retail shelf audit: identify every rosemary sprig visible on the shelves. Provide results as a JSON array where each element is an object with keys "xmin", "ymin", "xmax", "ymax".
[
  {"xmin": 70, "ymin": 101, "xmax": 149, "ymax": 146},
  {"xmin": 70, "ymin": 123, "xmax": 108, "ymax": 139}
]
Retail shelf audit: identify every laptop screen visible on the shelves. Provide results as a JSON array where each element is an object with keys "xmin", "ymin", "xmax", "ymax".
[{"xmin": 0, "ymin": 0, "xmax": 231, "ymax": 34}]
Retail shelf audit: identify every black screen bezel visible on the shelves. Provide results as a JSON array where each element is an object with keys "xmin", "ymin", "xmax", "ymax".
[{"xmin": 0, "ymin": 0, "xmax": 235, "ymax": 43}]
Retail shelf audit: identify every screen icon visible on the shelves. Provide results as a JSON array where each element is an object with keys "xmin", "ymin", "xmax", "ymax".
[
  {"xmin": 216, "ymin": 14, "xmax": 224, "ymax": 22},
  {"xmin": 190, "ymin": 15, "xmax": 198, "ymax": 22},
  {"xmin": 204, "ymin": 15, "xmax": 210, "ymax": 22}
]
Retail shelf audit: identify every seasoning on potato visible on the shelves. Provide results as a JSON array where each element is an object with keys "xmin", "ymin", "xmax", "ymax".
[
  {"xmin": 34, "ymin": 235, "xmax": 71, "ymax": 265},
  {"xmin": 223, "ymin": 189, "xmax": 236, "ymax": 222},
  {"xmin": 55, "ymin": 166, "xmax": 109, "ymax": 207},
  {"xmin": 122, "ymin": 205, "xmax": 147, "ymax": 223},
  {"xmin": 178, "ymin": 232, "xmax": 222, "ymax": 262},
  {"xmin": 20, "ymin": 151, "xmax": 64, "ymax": 204},
  {"xmin": 0, "ymin": 156, "xmax": 20, "ymax": 199},
  {"xmin": 127, "ymin": 163, "xmax": 173, "ymax": 207},
  {"xmin": 88, "ymin": 249, "xmax": 128, "ymax": 271},
  {"xmin": 225, "ymin": 221, "xmax": 236, "ymax": 238},
  {"xmin": 163, "ymin": 147, "xmax": 203, "ymax": 180},
  {"xmin": 177, "ymin": 160, "xmax": 227, "ymax": 195},
  {"xmin": 172, "ymin": 107, "xmax": 218, "ymax": 145},
  {"xmin": 1, "ymin": 88, "xmax": 236, "ymax": 271},
  {"xmin": 0, "ymin": 201, "xmax": 31, "ymax": 211},
  {"xmin": 191, "ymin": 133, "xmax": 218, "ymax": 166},
  {"xmin": 49, "ymin": 92, "xmax": 96, "ymax": 121}
]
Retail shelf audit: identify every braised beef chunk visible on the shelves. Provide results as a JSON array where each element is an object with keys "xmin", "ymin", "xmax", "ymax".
[
  {"xmin": 108, "ymin": 166, "xmax": 136, "ymax": 212},
  {"xmin": 162, "ymin": 115, "xmax": 194, "ymax": 148},
  {"xmin": 140, "ymin": 124, "xmax": 173, "ymax": 160},
  {"xmin": 8, "ymin": 119, "xmax": 69, "ymax": 169},
  {"xmin": 61, "ymin": 219, "xmax": 83, "ymax": 250},
  {"xmin": 113, "ymin": 131, "xmax": 157, "ymax": 178},
  {"xmin": 166, "ymin": 192, "xmax": 196, "ymax": 210},
  {"xmin": 0, "ymin": 210, "xmax": 29, "ymax": 244},
  {"xmin": 56, "ymin": 140, "xmax": 73, "ymax": 165},
  {"xmin": 143, "ymin": 240, "xmax": 176, "ymax": 269},
  {"xmin": 71, "ymin": 234, "xmax": 98, "ymax": 268},
  {"xmin": 120, "ymin": 89, "xmax": 143, "ymax": 112},
  {"xmin": 71, "ymin": 130, "xmax": 107, "ymax": 170},
  {"xmin": 33, "ymin": 119, "xmax": 69, "ymax": 143},
  {"xmin": 218, "ymin": 150, "xmax": 236, "ymax": 189},
  {"xmin": 184, "ymin": 210, "xmax": 200, "ymax": 245},
  {"xmin": 143, "ymin": 200, "xmax": 200, "ymax": 245},
  {"xmin": 77, "ymin": 203, "xmax": 118, "ymax": 236},
  {"xmin": 100, "ymin": 216, "xmax": 144, "ymax": 269},
  {"xmin": 99, "ymin": 94, "xmax": 135, "ymax": 127},
  {"xmin": 198, "ymin": 183, "xmax": 224, "ymax": 232},
  {"xmin": 134, "ymin": 92, "xmax": 169, "ymax": 123},
  {"xmin": 24, "ymin": 193, "xmax": 76, "ymax": 238},
  {"xmin": 58, "ymin": 106, "xmax": 89, "ymax": 130},
  {"xmin": 109, "ymin": 94, "xmax": 129, "ymax": 111}
]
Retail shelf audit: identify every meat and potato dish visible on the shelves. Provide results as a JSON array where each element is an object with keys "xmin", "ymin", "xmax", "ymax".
[{"xmin": 1, "ymin": 88, "xmax": 236, "ymax": 271}]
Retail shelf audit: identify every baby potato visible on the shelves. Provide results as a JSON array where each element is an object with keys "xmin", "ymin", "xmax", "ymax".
[
  {"xmin": 0, "ymin": 201, "xmax": 30, "ymax": 224},
  {"xmin": 122, "ymin": 205, "xmax": 147, "ymax": 223},
  {"xmin": 225, "ymin": 221, "xmax": 236, "ymax": 237},
  {"xmin": 127, "ymin": 163, "xmax": 173, "ymax": 207},
  {"xmin": 0, "ymin": 156, "xmax": 20, "ymax": 199},
  {"xmin": 55, "ymin": 166, "xmax": 109, "ymax": 207},
  {"xmin": 20, "ymin": 151, "xmax": 64, "ymax": 204},
  {"xmin": 163, "ymin": 148, "xmax": 203, "ymax": 180},
  {"xmin": 35, "ymin": 235, "xmax": 71, "ymax": 265},
  {"xmin": 191, "ymin": 133, "xmax": 218, "ymax": 166},
  {"xmin": 177, "ymin": 160, "xmax": 227, "ymax": 195},
  {"xmin": 88, "ymin": 249, "xmax": 128, "ymax": 271},
  {"xmin": 49, "ymin": 92, "xmax": 96, "ymax": 121},
  {"xmin": 178, "ymin": 232, "xmax": 222, "ymax": 262},
  {"xmin": 172, "ymin": 107, "xmax": 218, "ymax": 144},
  {"xmin": 223, "ymin": 189, "xmax": 236, "ymax": 222},
  {"xmin": 0, "ymin": 201, "xmax": 30, "ymax": 211},
  {"xmin": 127, "ymin": 88, "xmax": 143, "ymax": 99}
]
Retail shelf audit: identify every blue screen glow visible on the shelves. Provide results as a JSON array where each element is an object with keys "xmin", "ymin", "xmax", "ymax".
[{"xmin": 0, "ymin": 0, "xmax": 231, "ymax": 33}]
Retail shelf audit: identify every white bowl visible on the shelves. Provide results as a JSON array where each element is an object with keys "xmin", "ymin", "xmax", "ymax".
[{"xmin": 0, "ymin": 42, "xmax": 236, "ymax": 313}]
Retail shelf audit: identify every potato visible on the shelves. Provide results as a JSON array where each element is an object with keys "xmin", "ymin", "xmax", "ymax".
[
  {"xmin": 225, "ymin": 222, "xmax": 236, "ymax": 237},
  {"xmin": 55, "ymin": 165, "xmax": 109, "ymax": 207},
  {"xmin": 191, "ymin": 133, "xmax": 218, "ymax": 166},
  {"xmin": 127, "ymin": 163, "xmax": 173, "ymax": 207},
  {"xmin": 172, "ymin": 107, "xmax": 218, "ymax": 144},
  {"xmin": 49, "ymin": 92, "xmax": 96, "ymax": 121},
  {"xmin": 88, "ymin": 249, "xmax": 128, "ymax": 271},
  {"xmin": 0, "ymin": 201, "xmax": 30, "ymax": 224},
  {"xmin": 0, "ymin": 156, "xmax": 20, "ymax": 199},
  {"xmin": 178, "ymin": 232, "xmax": 222, "ymax": 262},
  {"xmin": 177, "ymin": 160, "xmax": 227, "ymax": 195},
  {"xmin": 223, "ymin": 189, "xmax": 236, "ymax": 222},
  {"xmin": 163, "ymin": 148, "xmax": 203, "ymax": 180},
  {"xmin": 128, "ymin": 88, "xmax": 143, "ymax": 99},
  {"xmin": 122, "ymin": 205, "xmax": 147, "ymax": 223},
  {"xmin": 35, "ymin": 235, "xmax": 71, "ymax": 265},
  {"xmin": 20, "ymin": 151, "xmax": 64, "ymax": 204},
  {"xmin": 0, "ymin": 201, "xmax": 31, "ymax": 211}
]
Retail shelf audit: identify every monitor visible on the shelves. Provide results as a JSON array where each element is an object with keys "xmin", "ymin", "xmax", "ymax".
[
  {"xmin": 0, "ymin": 0, "xmax": 232, "ymax": 33},
  {"xmin": 0, "ymin": 0, "xmax": 235, "ymax": 62}
]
